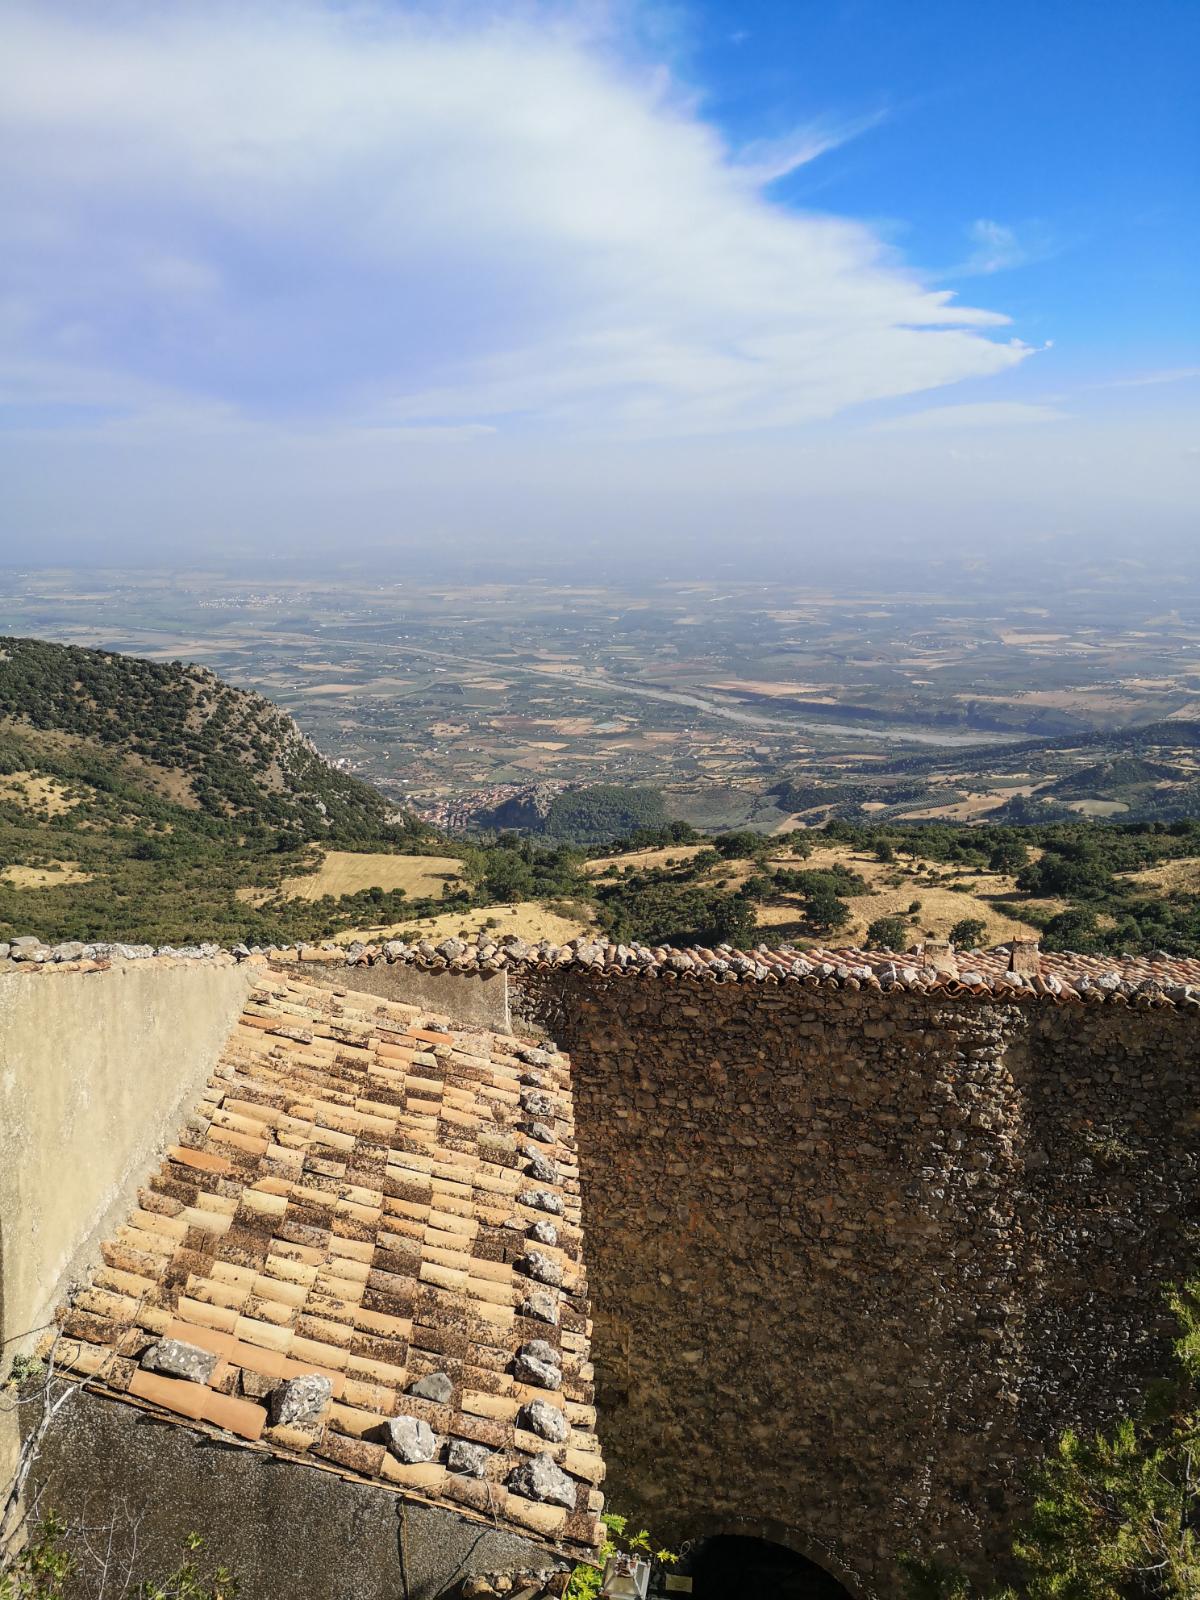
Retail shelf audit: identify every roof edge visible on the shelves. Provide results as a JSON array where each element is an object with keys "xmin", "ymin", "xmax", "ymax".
[{"xmin": 4, "ymin": 935, "xmax": 1199, "ymax": 1009}]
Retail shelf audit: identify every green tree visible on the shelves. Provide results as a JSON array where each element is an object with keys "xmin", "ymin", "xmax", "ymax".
[
  {"xmin": 949, "ymin": 917, "xmax": 988, "ymax": 949},
  {"xmin": 866, "ymin": 914, "xmax": 909, "ymax": 951},
  {"xmin": 710, "ymin": 893, "xmax": 757, "ymax": 948},
  {"xmin": 805, "ymin": 885, "xmax": 851, "ymax": 934},
  {"xmin": 903, "ymin": 1281, "xmax": 1200, "ymax": 1600},
  {"xmin": 1041, "ymin": 907, "xmax": 1103, "ymax": 953},
  {"xmin": 989, "ymin": 840, "xmax": 1029, "ymax": 874}
]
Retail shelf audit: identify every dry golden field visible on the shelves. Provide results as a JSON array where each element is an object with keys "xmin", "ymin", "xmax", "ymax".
[
  {"xmin": 340, "ymin": 900, "xmax": 595, "ymax": 947},
  {"xmin": 279, "ymin": 851, "xmax": 464, "ymax": 902},
  {"xmin": 0, "ymin": 861, "xmax": 92, "ymax": 889},
  {"xmin": 581, "ymin": 840, "xmax": 1048, "ymax": 948},
  {"xmin": 0, "ymin": 771, "xmax": 79, "ymax": 817},
  {"xmin": 584, "ymin": 843, "xmax": 709, "ymax": 875}
]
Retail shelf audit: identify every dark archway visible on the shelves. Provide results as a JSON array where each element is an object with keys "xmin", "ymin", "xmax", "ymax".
[{"xmin": 688, "ymin": 1534, "xmax": 854, "ymax": 1599}]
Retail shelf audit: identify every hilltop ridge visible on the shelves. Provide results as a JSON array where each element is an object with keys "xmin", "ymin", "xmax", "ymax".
[{"xmin": 0, "ymin": 636, "xmax": 390, "ymax": 835}]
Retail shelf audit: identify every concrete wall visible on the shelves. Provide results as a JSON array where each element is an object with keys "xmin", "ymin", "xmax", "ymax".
[
  {"xmin": 513, "ymin": 970, "xmax": 1200, "ymax": 1597},
  {"xmin": 273, "ymin": 958, "xmax": 511, "ymax": 1030},
  {"xmin": 33, "ymin": 1390, "xmax": 564, "ymax": 1600},
  {"xmin": 0, "ymin": 962, "xmax": 252, "ymax": 1360}
]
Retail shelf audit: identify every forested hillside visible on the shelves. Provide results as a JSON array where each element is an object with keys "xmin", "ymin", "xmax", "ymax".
[
  {"xmin": 0, "ymin": 637, "xmax": 389, "ymax": 834},
  {"xmin": 0, "ymin": 637, "xmax": 429, "ymax": 943}
]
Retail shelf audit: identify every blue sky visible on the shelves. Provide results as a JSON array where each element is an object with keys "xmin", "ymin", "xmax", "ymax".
[
  {"xmin": 1, "ymin": 0, "xmax": 1196, "ymax": 560},
  {"xmin": 690, "ymin": 0, "xmax": 1198, "ymax": 372}
]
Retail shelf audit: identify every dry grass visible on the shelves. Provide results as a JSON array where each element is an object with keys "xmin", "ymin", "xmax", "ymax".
[
  {"xmin": 280, "ymin": 851, "xmax": 465, "ymax": 902},
  {"xmin": 756, "ymin": 843, "xmax": 1044, "ymax": 946},
  {"xmin": 0, "ymin": 771, "xmax": 79, "ymax": 817},
  {"xmin": 1120, "ymin": 859, "xmax": 1200, "ymax": 894},
  {"xmin": 903, "ymin": 786, "xmax": 1039, "ymax": 822},
  {"xmin": 584, "ymin": 838, "xmax": 1045, "ymax": 947},
  {"xmin": 1066, "ymin": 798, "xmax": 1129, "ymax": 817},
  {"xmin": 121, "ymin": 751, "xmax": 201, "ymax": 810},
  {"xmin": 340, "ymin": 900, "xmax": 595, "ymax": 947},
  {"xmin": 1, "ymin": 861, "xmax": 93, "ymax": 889},
  {"xmin": 584, "ymin": 843, "xmax": 709, "ymax": 875}
]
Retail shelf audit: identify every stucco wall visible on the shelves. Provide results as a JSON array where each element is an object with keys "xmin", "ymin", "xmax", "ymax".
[
  {"xmin": 0, "ymin": 961, "xmax": 253, "ymax": 1359},
  {"xmin": 512, "ymin": 971, "xmax": 1200, "ymax": 1597}
]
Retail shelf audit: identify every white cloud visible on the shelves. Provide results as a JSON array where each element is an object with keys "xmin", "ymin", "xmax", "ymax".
[
  {"xmin": 733, "ymin": 111, "xmax": 886, "ymax": 184},
  {"xmin": 872, "ymin": 401, "xmax": 1070, "ymax": 432},
  {"xmin": 0, "ymin": 2, "xmax": 1030, "ymax": 442},
  {"xmin": 962, "ymin": 220, "xmax": 1028, "ymax": 274},
  {"xmin": 1091, "ymin": 367, "xmax": 1200, "ymax": 390},
  {"xmin": 951, "ymin": 218, "xmax": 1056, "ymax": 278}
]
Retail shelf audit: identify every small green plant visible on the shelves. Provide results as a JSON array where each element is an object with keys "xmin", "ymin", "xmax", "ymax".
[
  {"xmin": 139, "ymin": 1532, "xmax": 238, "ymax": 1600},
  {"xmin": 0, "ymin": 1523, "xmax": 237, "ymax": 1600},
  {"xmin": 0, "ymin": 1516, "xmax": 72, "ymax": 1600},
  {"xmin": 2, "ymin": 1355, "xmax": 46, "ymax": 1392},
  {"xmin": 566, "ymin": 1513, "xmax": 679, "ymax": 1600}
]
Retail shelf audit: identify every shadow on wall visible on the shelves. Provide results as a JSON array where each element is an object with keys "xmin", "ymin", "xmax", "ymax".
[
  {"xmin": 32, "ymin": 1391, "xmax": 568, "ymax": 1600},
  {"xmin": 688, "ymin": 1535, "xmax": 854, "ymax": 1599}
]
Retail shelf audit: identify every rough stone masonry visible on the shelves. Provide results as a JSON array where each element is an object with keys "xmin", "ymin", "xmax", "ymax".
[{"xmin": 512, "ymin": 967, "xmax": 1200, "ymax": 1596}]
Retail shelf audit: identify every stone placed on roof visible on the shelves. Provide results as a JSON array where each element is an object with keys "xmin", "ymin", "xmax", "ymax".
[
  {"xmin": 7, "ymin": 927, "xmax": 1200, "ymax": 1010},
  {"xmin": 507, "ymin": 1453, "xmax": 577, "ymax": 1510},
  {"xmin": 388, "ymin": 1415, "xmax": 438, "ymax": 1464},
  {"xmin": 48, "ymin": 973, "xmax": 604, "ymax": 1556},
  {"xmin": 141, "ymin": 1338, "xmax": 219, "ymax": 1384}
]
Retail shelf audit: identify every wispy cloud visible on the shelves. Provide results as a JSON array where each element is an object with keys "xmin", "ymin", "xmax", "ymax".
[
  {"xmin": 873, "ymin": 401, "xmax": 1070, "ymax": 432},
  {"xmin": 1090, "ymin": 366, "xmax": 1200, "ymax": 390},
  {"xmin": 733, "ymin": 111, "xmax": 887, "ymax": 184},
  {"xmin": 0, "ymin": 2, "xmax": 1031, "ymax": 444},
  {"xmin": 951, "ymin": 218, "xmax": 1056, "ymax": 277}
]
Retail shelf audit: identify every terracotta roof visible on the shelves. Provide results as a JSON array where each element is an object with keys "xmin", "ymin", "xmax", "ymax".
[
  {"xmin": 6, "ymin": 934, "xmax": 1200, "ymax": 1006},
  {"xmin": 309, "ymin": 935, "xmax": 1200, "ymax": 1008},
  {"xmin": 49, "ymin": 973, "xmax": 604, "ymax": 1557}
]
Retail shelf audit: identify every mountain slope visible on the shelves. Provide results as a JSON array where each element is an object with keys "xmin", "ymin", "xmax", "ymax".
[
  {"xmin": 0, "ymin": 636, "xmax": 389, "ymax": 835},
  {"xmin": 0, "ymin": 637, "xmax": 432, "ymax": 945}
]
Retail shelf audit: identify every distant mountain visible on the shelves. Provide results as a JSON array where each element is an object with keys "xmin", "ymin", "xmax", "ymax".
[{"xmin": 0, "ymin": 636, "xmax": 389, "ymax": 837}]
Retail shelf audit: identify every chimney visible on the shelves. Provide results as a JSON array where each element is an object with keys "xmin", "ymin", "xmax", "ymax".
[
  {"xmin": 1009, "ymin": 937, "xmax": 1041, "ymax": 977},
  {"xmin": 922, "ymin": 939, "xmax": 959, "ymax": 977}
]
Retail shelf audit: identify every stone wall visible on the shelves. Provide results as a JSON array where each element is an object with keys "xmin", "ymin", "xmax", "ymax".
[
  {"xmin": 512, "ymin": 971, "xmax": 1200, "ymax": 1596},
  {"xmin": 6, "ymin": 950, "xmax": 1198, "ymax": 1596}
]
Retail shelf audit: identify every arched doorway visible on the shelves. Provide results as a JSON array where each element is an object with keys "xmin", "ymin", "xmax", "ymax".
[{"xmin": 688, "ymin": 1534, "xmax": 854, "ymax": 1599}]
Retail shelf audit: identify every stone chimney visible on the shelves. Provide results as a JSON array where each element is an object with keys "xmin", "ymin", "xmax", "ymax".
[
  {"xmin": 1008, "ymin": 937, "xmax": 1041, "ymax": 977},
  {"xmin": 922, "ymin": 939, "xmax": 959, "ymax": 977}
]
